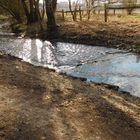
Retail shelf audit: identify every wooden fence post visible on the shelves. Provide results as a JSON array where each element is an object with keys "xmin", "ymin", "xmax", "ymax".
[
  {"xmin": 113, "ymin": 9, "xmax": 116, "ymax": 15},
  {"xmin": 62, "ymin": 9, "xmax": 65, "ymax": 21},
  {"xmin": 104, "ymin": 4, "xmax": 108, "ymax": 22},
  {"xmin": 79, "ymin": 6, "xmax": 82, "ymax": 21}
]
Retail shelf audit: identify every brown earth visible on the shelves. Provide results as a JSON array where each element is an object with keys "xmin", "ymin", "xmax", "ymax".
[{"xmin": 0, "ymin": 54, "xmax": 140, "ymax": 140}]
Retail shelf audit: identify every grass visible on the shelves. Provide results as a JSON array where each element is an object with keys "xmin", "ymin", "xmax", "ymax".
[
  {"xmin": 0, "ymin": 15, "xmax": 8, "ymax": 20},
  {"xmin": 56, "ymin": 12, "xmax": 140, "ymax": 23}
]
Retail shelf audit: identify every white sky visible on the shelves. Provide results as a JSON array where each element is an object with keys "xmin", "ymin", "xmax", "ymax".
[{"xmin": 40, "ymin": 0, "xmax": 68, "ymax": 3}]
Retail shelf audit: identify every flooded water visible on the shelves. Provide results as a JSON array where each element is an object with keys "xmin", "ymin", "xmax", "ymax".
[{"xmin": 0, "ymin": 38, "xmax": 140, "ymax": 97}]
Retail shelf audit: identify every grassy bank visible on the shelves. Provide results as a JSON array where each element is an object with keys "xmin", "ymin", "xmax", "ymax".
[{"xmin": 0, "ymin": 15, "xmax": 8, "ymax": 20}]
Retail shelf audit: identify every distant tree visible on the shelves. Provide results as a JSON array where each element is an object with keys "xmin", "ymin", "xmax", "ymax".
[
  {"xmin": 85, "ymin": 0, "xmax": 95, "ymax": 20},
  {"xmin": 68, "ymin": 0, "xmax": 80, "ymax": 21}
]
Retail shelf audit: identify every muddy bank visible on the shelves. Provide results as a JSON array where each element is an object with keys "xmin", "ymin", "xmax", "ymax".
[
  {"xmin": 5, "ymin": 17, "xmax": 140, "ymax": 54},
  {"xmin": 0, "ymin": 54, "xmax": 140, "ymax": 140},
  {"xmin": 23, "ymin": 21, "xmax": 140, "ymax": 54},
  {"xmin": 57, "ymin": 21, "xmax": 140, "ymax": 54}
]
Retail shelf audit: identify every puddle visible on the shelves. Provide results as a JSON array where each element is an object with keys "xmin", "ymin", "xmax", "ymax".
[{"xmin": 0, "ymin": 38, "xmax": 140, "ymax": 97}]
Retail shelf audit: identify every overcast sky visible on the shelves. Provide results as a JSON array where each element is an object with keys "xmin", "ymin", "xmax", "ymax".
[{"xmin": 40, "ymin": 0, "xmax": 68, "ymax": 3}]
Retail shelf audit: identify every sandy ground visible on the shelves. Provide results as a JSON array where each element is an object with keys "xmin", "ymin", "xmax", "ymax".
[{"xmin": 0, "ymin": 54, "xmax": 140, "ymax": 140}]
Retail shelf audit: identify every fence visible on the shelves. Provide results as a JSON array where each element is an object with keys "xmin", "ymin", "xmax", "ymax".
[
  {"xmin": 56, "ymin": 4, "xmax": 140, "ymax": 22},
  {"xmin": 104, "ymin": 4, "xmax": 140, "ymax": 22}
]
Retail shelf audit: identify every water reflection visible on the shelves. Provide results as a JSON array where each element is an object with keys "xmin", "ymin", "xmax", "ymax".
[
  {"xmin": 0, "ymin": 39, "xmax": 140, "ymax": 97},
  {"xmin": 30, "ymin": 39, "xmax": 41, "ymax": 63},
  {"xmin": 0, "ymin": 38, "xmax": 58, "ymax": 67}
]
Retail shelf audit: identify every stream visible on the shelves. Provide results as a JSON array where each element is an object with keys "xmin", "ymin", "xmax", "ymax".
[{"xmin": 0, "ymin": 37, "xmax": 140, "ymax": 97}]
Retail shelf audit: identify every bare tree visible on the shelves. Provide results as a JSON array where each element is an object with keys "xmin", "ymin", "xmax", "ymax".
[
  {"xmin": 84, "ymin": 0, "xmax": 95, "ymax": 20},
  {"xmin": 68, "ymin": 0, "xmax": 80, "ymax": 21},
  {"xmin": 122, "ymin": 0, "xmax": 137, "ymax": 15}
]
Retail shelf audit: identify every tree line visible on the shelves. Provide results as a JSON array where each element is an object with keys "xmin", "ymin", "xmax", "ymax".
[
  {"xmin": 67, "ymin": 0, "xmax": 138, "ymax": 21},
  {"xmin": 0, "ymin": 0, "xmax": 57, "ymax": 32},
  {"xmin": 0, "ymin": 0, "xmax": 138, "ymax": 32}
]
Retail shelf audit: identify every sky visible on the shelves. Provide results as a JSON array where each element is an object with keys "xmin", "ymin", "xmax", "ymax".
[{"xmin": 40, "ymin": 0, "xmax": 68, "ymax": 3}]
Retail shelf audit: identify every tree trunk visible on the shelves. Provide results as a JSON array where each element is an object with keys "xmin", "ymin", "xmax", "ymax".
[
  {"xmin": 29, "ymin": 0, "xmax": 39, "ymax": 23},
  {"xmin": 21, "ymin": 0, "xmax": 39, "ymax": 24},
  {"xmin": 45, "ymin": 0, "xmax": 57, "ymax": 31},
  {"xmin": 21, "ymin": 0, "xmax": 31, "ymax": 23}
]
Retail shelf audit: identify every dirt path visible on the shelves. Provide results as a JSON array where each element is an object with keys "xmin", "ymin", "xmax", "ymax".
[{"xmin": 0, "ymin": 54, "xmax": 140, "ymax": 140}]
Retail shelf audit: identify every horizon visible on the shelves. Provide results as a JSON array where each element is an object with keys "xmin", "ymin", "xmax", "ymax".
[{"xmin": 40, "ymin": 0, "xmax": 75, "ymax": 3}]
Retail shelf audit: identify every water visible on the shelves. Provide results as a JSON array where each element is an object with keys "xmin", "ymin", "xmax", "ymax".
[{"xmin": 0, "ymin": 38, "xmax": 140, "ymax": 97}]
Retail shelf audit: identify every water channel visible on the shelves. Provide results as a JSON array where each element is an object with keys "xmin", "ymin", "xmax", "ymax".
[{"xmin": 0, "ymin": 37, "xmax": 140, "ymax": 97}]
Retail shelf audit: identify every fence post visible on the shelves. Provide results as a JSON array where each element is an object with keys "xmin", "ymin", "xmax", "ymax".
[
  {"xmin": 113, "ymin": 9, "xmax": 116, "ymax": 15},
  {"xmin": 104, "ymin": 4, "xmax": 108, "ymax": 22},
  {"xmin": 79, "ymin": 6, "xmax": 82, "ymax": 21},
  {"xmin": 62, "ymin": 9, "xmax": 65, "ymax": 21}
]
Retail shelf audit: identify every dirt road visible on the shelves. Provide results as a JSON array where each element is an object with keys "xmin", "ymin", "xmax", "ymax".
[{"xmin": 0, "ymin": 54, "xmax": 140, "ymax": 140}]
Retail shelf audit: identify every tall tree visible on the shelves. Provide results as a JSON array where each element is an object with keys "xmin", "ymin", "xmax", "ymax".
[
  {"xmin": 45, "ymin": 0, "xmax": 57, "ymax": 31},
  {"xmin": 21, "ymin": 0, "xmax": 40, "ymax": 24}
]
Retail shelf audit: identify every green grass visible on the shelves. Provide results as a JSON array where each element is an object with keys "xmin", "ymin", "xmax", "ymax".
[
  {"xmin": 0, "ymin": 15, "xmax": 8, "ymax": 20},
  {"xmin": 134, "ymin": 14, "xmax": 140, "ymax": 18}
]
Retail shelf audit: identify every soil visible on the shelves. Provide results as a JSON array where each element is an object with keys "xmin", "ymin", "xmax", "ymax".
[{"xmin": 0, "ymin": 54, "xmax": 140, "ymax": 140}]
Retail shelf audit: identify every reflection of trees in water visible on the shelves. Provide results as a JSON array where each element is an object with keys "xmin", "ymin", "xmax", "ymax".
[
  {"xmin": 136, "ymin": 55, "xmax": 140, "ymax": 63},
  {"xmin": 41, "ymin": 42, "xmax": 47, "ymax": 64},
  {"xmin": 18, "ymin": 39, "xmax": 32, "ymax": 61},
  {"xmin": 1, "ymin": 38, "xmax": 58, "ymax": 66},
  {"xmin": 6, "ymin": 39, "xmax": 31, "ymax": 61},
  {"xmin": 29, "ymin": 39, "xmax": 58, "ymax": 66},
  {"xmin": 41, "ymin": 41, "xmax": 58, "ymax": 65},
  {"xmin": 30, "ymin": 40, "xmax": 38, "ymax": 62}
]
